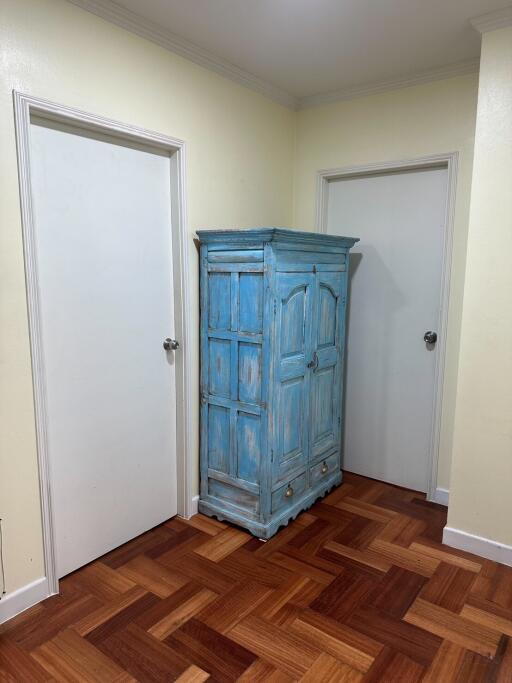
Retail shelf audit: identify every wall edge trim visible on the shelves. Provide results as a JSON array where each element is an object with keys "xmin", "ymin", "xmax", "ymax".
[
  {"xmin": 66, "ymin": 0, "xmax": 298, "ymax": 110},
  {"xmin": 443, "ymin": 526, "xmax": 512, "ymax": 567},
  {"xmin": 471, "ymin": 7, "xmax": 512, "ymax": 33},
  {"xmin": 0, "ymin": 577, "xmax": 49, "ymax": 625},
  {"xmin": 298, "ymin": 59, "xmax": 479, "ymax": 109},
  {"xmin": 65, "ymin": 0, "xmax": 482, "ymax": 111},
  {"xmin": 432, "ymin": 487, "xmax": 449, "ymax": 506}
]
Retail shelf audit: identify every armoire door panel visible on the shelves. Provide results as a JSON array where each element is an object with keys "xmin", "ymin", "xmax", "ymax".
[
  {"xmin": 274, "ymin": 272, "xmax": 315, "ymax": 482},
  {"xmin": 208, "ymin": 273, "xmax": 231, "ymax": 331},
  {"xmin": 238, "ymin": 342, "xmax": 262, "ymax": 404},
  {"xmin": 239, "ymin": 272, "xmax": 264, "ymax": 333},
  {"xmin": 208, "ymin": 338, "xmax": 231, "ymax": 398},
  {"xmin": 310, "ymin": 271, "xmax": 345, "ymax": 460}
]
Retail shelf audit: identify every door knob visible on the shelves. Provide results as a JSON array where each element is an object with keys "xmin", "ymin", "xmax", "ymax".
[
  {"xmin": 423, "ymin": 331, "xmax": 437, "ymax": 345},
  {"xmin": 163, "ymin": 338, "xmax": 180, "ymax": 351}
]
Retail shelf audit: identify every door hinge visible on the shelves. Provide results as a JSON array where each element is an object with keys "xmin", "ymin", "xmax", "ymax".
[
  {"xmin": 312, "ymin": 265, "xmax": 317, "ymax": 274},
  {"xmin": 271, "ymin": 449, "xmax": 274, "ymax": 463}
]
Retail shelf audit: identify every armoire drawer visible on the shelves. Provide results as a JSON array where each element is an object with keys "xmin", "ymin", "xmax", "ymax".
[
  {"xmin": 271, "ymin": 472, "xmax": 307, "ymax": 514},
  {"xmin": 310, "ymin": 452, "xmax": 340, "ymax": 487}
]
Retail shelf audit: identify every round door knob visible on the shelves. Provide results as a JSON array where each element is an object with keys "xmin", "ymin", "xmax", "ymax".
[
  {"xmin": 321, "ymin": 462, "xmax": 328, "ymax": 474},
  {"xmin": 163, "ymin": 338, "xmax": 179, "ymax": 351},
  {"xmin": 285, "ymin": 485, "xmax": 294, "ymax": 498},
  {"xmin": 423, "ymin": 331, "xmax": 437, "ymax": 345}
]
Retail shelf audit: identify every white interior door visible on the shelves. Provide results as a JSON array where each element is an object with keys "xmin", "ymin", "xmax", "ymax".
[
  {"xmin": 30, "ymin": 120, "xmax": 178, "ymax": 578},
  {"xmin": 326, "ymin": 166, "xmax": 448, "ymax": 492}
]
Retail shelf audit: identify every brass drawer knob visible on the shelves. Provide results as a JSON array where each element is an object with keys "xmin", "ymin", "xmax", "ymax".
[
  {"xmin": 321, "ymin": 462, "xmax": 328, "ymax": 474},
  {"xmin": 285, "ymin": 485, "xmax": 294, "ymax": 498}
]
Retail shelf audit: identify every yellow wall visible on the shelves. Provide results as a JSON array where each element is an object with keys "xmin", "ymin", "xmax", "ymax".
[
  {"xmin": 0, "ymin": 0, "xmax": 486, "ymax": 601},
  {"xmin": 447, "ymin": 26, "xmax": 512, "ymax": 544},
  {"xmin": 293, "ymin": 75, "xmax": 479, "ymax": 491},
  {"xmin": 0, "ymin": 0, "xmax": 294, "ymax": 594}
]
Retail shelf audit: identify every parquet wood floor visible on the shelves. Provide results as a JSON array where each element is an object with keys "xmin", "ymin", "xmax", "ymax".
[{"xmin": 2, "ymin": 472, "xmax": 512, "ymax": 681}]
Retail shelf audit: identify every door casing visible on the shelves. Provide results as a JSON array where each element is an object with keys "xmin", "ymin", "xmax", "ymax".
[
  {"xmin": 315, "ymin": 153, "xmax": 458, "ymax": 504},
  {"xmin": 13, "ymin": 91, "xmax": 194, "ymax": 599}
]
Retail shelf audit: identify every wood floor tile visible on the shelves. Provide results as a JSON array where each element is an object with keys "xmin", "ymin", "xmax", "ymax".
[
  {"xmin": 97, "ymin": 623, "xmax": 191, "ymax": 681},
  {"xmin": 193, "ymin": 527, "xmax": 249, "ymax": 562},
  {"xmin": 404, "ymin": 597, "xmax": 501, "ymax": 658},
  {"xmin": 290, "ymin": 614, "xmax": 376, "ymax": 672},
  {"xmin": 72, "ymin": 585, "xmax": 148, "ymax": 636},
  {"xmin": 347, "ymin": 605, "xmax": 442, "ymax": 666},
  {"xmin": 419, "ymin": 562, "xmax": 476, "ymax": 613},
  {"xmin": 363, "ymin": 648, "xmax": 425, "ymax": 683},
  {"xmin": 174, "ymin": 664, "xmax": 210, "ymax": 682},
  {"xmin": 368, "ymin": 539, "xmax": 440, "ymax": 577},
  {"xmin": 117, "ymin": 554, "xmax": 188, "ymax": 598},
  {"xmin": 229, "ymin": 615, "xmax": 320, "ymax": 678},
  {"xmin": 197, "ymin": 580, "xmax": 272, "ymax": 633},
  {"xmin": 148, "ymin": 588, "xmax": 217, "ymax": 639},
  {"xmin": 300, "ymin": 652, "xmax": 363, "ymax": 682},
  {"xmin": 31, "ymin": 628, "xmax": 135, "ymax": 682},
  {"xmin": 166, "ymin": 618, "xmax": 257, "ymax": 683},
  {"xmin": 236, "ymin": 658, "xmax": 294, "ymax": 682},
  {"xmin": 421, "ymin": 639, "xmax": 467, "ymax": 683},
  {"xmin": 409, "ymin": 540, "xmax": 482, "ymax": 572},
  {"xmin": 364, "ymin": 565, "xmax": 427, "ymax": 618},
  {"xmin": 2, "ymin": 471, "xmax": 512, "ymax": 682}
]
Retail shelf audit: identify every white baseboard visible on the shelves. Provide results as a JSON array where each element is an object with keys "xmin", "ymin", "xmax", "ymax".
[
  {"xmin": 190, "ymin": 495, "xmax": 199, "ymax": 516},
  {"xmin": 0, "ymin": 576, "xmax": 50, "ymax": 625},
  {"xmin": 443, "ymin": 526, "xmax": 512, "ymax": 567},
  {"xmin": 431, "ymin": 487, "xmax": 449, "ymax": 506}
]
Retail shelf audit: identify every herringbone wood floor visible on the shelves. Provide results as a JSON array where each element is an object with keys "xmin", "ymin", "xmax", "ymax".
[{"xmin": 2, "ymin": 472, "xmax": 512, "ymax": 682}]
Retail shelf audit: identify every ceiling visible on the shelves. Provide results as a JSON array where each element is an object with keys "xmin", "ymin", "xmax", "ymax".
[{"xmin": 71, "ymin": 0, "xmax": 509, "ymax": 108}]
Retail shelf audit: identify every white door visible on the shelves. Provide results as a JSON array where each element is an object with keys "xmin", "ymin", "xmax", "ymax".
[
  {"xmin": 326, "ymin": 166, "xmax": 448, "ymax": 492},
  {"xmin": 30, "ymin": 120, "xmax": 178, "ymax": 578}
]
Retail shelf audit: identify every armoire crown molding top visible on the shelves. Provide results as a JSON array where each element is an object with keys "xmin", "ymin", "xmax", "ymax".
[
  {"xmin": 68, "ymin": 0, "xmax": 487, "ymax": 111},
  {"xmin": 470, "ymin": 6, "xmax": 512, "ymax": 33}
]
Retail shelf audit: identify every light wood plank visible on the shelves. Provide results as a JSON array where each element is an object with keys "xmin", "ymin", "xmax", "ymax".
[
  {"xmin": 404, "ymin": 598, "xmax": 501, "ymax": 658},
  {"xmin": 194, "ymin": 527, "xmax": 249, "ymax": 562},
  {"xmin": 149, "ymin": 589, "xmax": 218, "ymax": 640},
  {"xmin": 300, "ymin": 653, "xmax": 363, "ymax": 682},
  {"xmin": 72, "ymin": 586, "xmax": 147, "ymax": 637}
]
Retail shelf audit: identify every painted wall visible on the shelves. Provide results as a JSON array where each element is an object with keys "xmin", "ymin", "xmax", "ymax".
[
  {"xmin": 447, "ymin": 26, "xmax": 512, "ymax": 544},
  {"xmin": 293, "ymin": 74, "xmax": 479, "ymax": 492},
  {"xmin": 0, "ymin": 0, "xmax": 294, "ymax": 595}
]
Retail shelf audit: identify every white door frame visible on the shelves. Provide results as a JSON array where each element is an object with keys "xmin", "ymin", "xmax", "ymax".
[
  {"xmin": 315, "ymin": 153, "xmax": 458, "ymax": 503},
  {"xmin": 13, "ymin": 91, "xmax": 195, "ymax": 597}
]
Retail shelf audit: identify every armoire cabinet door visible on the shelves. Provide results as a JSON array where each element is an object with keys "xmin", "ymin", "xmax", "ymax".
[
  {"xmin": 310, "ymin": 271, "xmax": 345, "ymax": 460},
  {"xmin": 273, "ymin": 272, "xmax": 315, "ymax": 483}
]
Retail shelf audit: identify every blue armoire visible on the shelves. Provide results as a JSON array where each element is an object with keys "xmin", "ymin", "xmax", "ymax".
[{"xmin": 197, "ymin": 228, "xmax": 359, "ymax": 538}]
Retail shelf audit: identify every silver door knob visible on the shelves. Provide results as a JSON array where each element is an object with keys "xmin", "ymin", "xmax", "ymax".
[
  {"xmin": 163, "ymin": 338, "xmax": 179, "ymax": 351},
  {"xmin": 423, "ymin": 331, "xmax": 437, "ymax": 345}
]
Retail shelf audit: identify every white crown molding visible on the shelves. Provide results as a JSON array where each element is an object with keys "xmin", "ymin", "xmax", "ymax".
[
  {"xmin": 471, "ymin": 6, "xmax": 512, "ymax": 33},
  {"xmin": 66, "ymin": 0, "xmax": 299, "ymax": 110},
  {"xmin": 298, "ymin": 59, "xmax": 480, "ymax": 109},
  {"xmin": 66, "ymin": 0, "xmax": 482, "ymax": 112}
]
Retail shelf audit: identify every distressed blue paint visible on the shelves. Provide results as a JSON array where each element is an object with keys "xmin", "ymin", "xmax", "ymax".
[
  {"xmin": 238, "ymin": 342, "xmax": 262, "ymax": 404},
  {"xmin": 237, "ymin": 411, "xmax": 261, "ymax": 484},
  {"xmin": 207, "ymin": 402, "xmax": 230, "ymax": 474},
  {"xmin": 239, "ymin": 272, "xmax": 264, "ymax": 333},
  {"xmin": 208, "ymin": 273, "xmax": 230, "ymax": 330},
  {"xmin": 208, "ymin": 338, "xmax": 231, "ymax": 398},
  {"xmin": 197, "ymin": 228, "xmax": 358, "ymax": 538}
]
